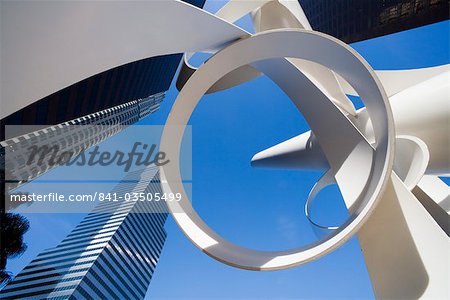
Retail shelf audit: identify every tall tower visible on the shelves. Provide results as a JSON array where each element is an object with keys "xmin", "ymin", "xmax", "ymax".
[
  {"xmin": 0, "ymin": 167, "xmax": 168, "ymax": 299},
  {"xmin": 299, "ymin": 0, "xmax": 449, "ymax": 43},
  {"xmin": 2, "ymin": 92, "xmax": 165, "ymax": 193}
]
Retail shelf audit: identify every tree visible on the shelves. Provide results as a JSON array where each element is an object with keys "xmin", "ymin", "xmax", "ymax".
[{"xmin": 0, "ymin": 211, "xmax": 30, "ymax": 286}]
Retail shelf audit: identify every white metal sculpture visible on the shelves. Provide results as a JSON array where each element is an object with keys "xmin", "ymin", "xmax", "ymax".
[{"xmin": 2, "ymin": 0, "xmax": 449, "ymax": 298}]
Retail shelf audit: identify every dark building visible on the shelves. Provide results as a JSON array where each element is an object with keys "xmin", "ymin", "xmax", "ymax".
[
  {"xmin": 299, "ymin": 0, "xmax": 449, "ymax": 43},
  {"xmin": 0, "ymin": 167, "xmax": 168, "ymax": 299},
  {"xmin": 1, "ymin": 93, "xmax": 164, "ymax": 193},
  {"xmin": 0, "ymin": 54, "xmax": 178, "ymax": 143}
]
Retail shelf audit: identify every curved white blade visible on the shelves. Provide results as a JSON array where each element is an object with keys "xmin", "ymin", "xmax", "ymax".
[
  {"xmin": 253, "ymin": 58, "xmax": 374, "ymax": 210},
  {"xmin": 1, "ymin": 0, "xmax": 248, "ymax": 119},
  {"xmin": 358, "ymin": 173, "xmax": 450, "ymax": 299},
  {"xmin": 417, "ymin": 175, "xmax": 450, "ymax": 214},
  {"xmin": 215, "ymin": 0, "xmax": 272, "ymax": 24},
  {"xmin": 393, "ymin": 135, "xmax": 430, "ymax": 190},
  {"xmin": 338, "ymin": 64, "xmax": 450, "ymax": 97},
  {"xmin": 251, "ymin": 130, "xmax": 329, "ymax": 170}
]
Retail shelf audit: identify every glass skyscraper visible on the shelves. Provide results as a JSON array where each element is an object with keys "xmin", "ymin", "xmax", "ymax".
[
  {"xmin": 299, "ymin": 0, "xmax": 449, "ymax": 43},
  {"xmin": 0, "ymin": 167, "xmax": 168, "ymax": 299},
  {"xmin": 2, "ymin": 92, "xmax": 165, "ymax": 193}
]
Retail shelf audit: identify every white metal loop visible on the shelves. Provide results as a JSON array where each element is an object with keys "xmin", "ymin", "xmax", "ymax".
[{"xmin": 160, "ymin": 29, "xmax": 395, "ymax": 271}]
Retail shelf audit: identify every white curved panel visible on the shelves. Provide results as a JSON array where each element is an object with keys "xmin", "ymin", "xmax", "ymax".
[
  {"xmin": 256, "ymin": 70, "xmax": 450, "ymax": 176},
  {"xmin": 215, "ymin": 0, "xmax": 272, "ymax": 24},
  {"xmin": 359, "ymin": 173, "xmax": 450, "ymax": 299},
  {"xmin": 253, "ymin": 58, "xmax": 374, "ymax": 211},
  {"xmin": 251, "ymin": 130, "xmax": 329, "ymax": 170},
  {"xmin": 216, "ymin": 0, "xmax": 312, "ymax": 31},
  {"xmin": 251, "ymin": 1, "xmax": 356, "ymax": 115},
  {"xmin": 338, "ymin": 64, "xmax": 450, "ymax": 97},
  {"xmin": 176, "ymin": 0, "xmax": 357, "ymax": 115},
  {"xmin": 417, "ymin": 175, "xmax": 450, "ymax": 214},
  {"xmin": 393, "ymin": 135, "xmax": 430, "ymax": 190},
  {"xmin": 0, "ymin": 0, "xmax": 247, "ymax": 119},
  {"xmin": 354, "ymin": 71, "xmax": 450, "ymax": 175},
  {"xmin": 278, "ymin": 0, "xmax": 312, "ymax": 30},
  {"xmin": 304, "ymin": 169, "xmax": 339, "ymax": 230},
  {"xmin": 252, "ymin": 0, "xmax": 305, "ymax": 32},
  {"xmin": 287, "ymin": 59, "xmax": 357, "ymax": 115}
]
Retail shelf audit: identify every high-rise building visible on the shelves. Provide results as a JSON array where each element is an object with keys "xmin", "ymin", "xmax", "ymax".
[
  {"xmin": 1, "ymin": 92, "xmax": 164, "ymax": 192},
  {"xmin": 0, "ymin": 167, "xmax": 168, "ymax": 299},
  {"xmin": 0, "ymin": 54, "xmax": 180, "ymax": 141},
  {"xmin": 299, "ymin": 0, "xmax": 449, "ymax": 43}
]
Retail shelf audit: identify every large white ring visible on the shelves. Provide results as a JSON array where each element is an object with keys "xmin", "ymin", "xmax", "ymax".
[{"xmin": 160, "ymin": 29, "xmax": 395, "ymax": 271}]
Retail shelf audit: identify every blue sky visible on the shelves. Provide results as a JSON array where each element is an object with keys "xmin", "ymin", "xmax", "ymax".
[{"xmin": 6, "ymin": 3, "xmax": 449, "ymax": 299}]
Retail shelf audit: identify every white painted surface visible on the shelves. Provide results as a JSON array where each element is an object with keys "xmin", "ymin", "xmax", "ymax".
[
  {"xmin": 418, "ymin": 175, "xmax": 450, "ymax": 214},
  {"xmin": 359, "ymin": 173, "xmax": 450, "ymax": 299},
  {"xmin": 0, "ymin": 0, "xmax": 247, "ymax": 119},
  {"xmin": 160, "ymin": 29, "xmax": 394, "ymax": 270}
]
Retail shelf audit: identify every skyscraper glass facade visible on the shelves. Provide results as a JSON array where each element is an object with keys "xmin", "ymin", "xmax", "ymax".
[
  {"xmin": 0, "ymin": 167, "xmax": 167, "ymax": 299},
  {"xmin": 2, "ymin": 93, "xmax": 164, "ymax": 192},
  {"xmin": 299, "ymin": 0, "xmax": 449, "ymax": 43}
]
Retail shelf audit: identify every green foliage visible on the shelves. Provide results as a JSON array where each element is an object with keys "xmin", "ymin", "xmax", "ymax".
[{"xmin": 0, "ymin": 212, "xmax": 30, "ymax": 286}]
